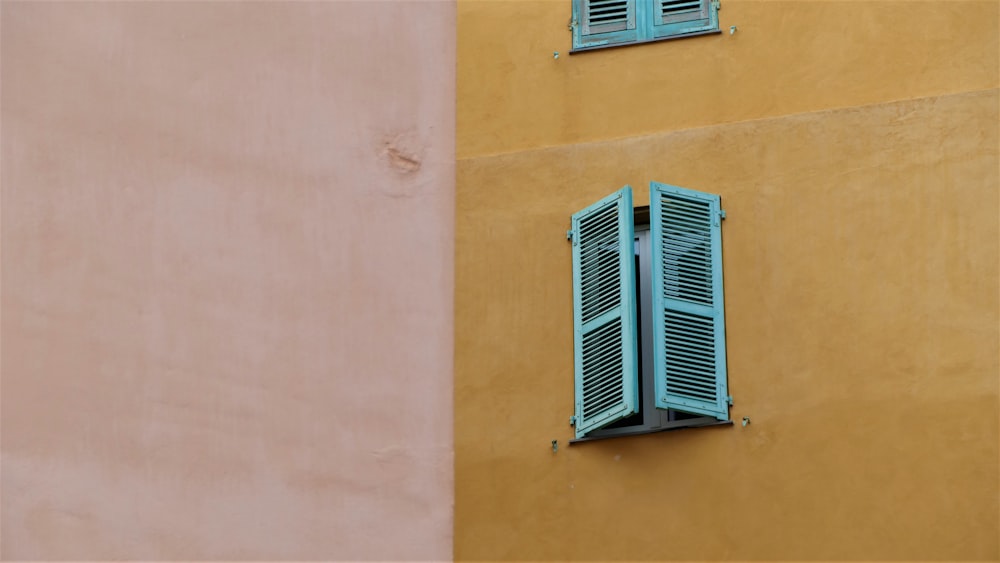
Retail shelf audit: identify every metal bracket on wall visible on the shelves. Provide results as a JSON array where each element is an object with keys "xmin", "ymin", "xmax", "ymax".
[
  {"xmin": 551, "ymin": 440, "xmax": 559, "ymax": 453},
  {"xmin": 742, "ymin": 416, "xmax": 751, "ymax": 427}
]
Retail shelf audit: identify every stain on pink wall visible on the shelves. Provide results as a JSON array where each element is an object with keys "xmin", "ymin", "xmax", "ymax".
[{"xmin": 1, "ymin": 2, "xmax": 454, "ymax": 559}]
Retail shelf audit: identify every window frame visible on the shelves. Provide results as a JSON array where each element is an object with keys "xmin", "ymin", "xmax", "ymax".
[{"xmin": 570, "ymin": 0, "xmax": 721, "ymax": 53}]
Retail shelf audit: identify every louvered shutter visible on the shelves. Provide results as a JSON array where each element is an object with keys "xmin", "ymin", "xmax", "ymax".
[
  {"xmin": 571, "ymin": 187, "xmax": 639, "ymax": 437},
  {"xmin": 651, "ymin": 0, "xmax": 718, "ymax": 39},
  {"xmin": 573, "ymin": 0, "xmax": 639, "ymax": 49},
  {"xmin": 650, "ymin": 182, "xmax": 729, "ymax": 420}
]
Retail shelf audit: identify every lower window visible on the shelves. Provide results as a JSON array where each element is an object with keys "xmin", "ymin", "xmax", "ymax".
[
  {"xmin": 582, "ymin": 222, "xmax": 719, "ymax": 440},
  {"xmin": 568, "ymin": 183, "xmax": 731, "ymax": 441}
]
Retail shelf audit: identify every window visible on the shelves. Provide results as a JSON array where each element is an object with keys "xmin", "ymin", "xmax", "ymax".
[
  {"xmin": 568, "ymin": 183, "xmax": 730, "ymax": 440},
  {"xmin": 571, "ymin": 0, "xmax": 720, "ymax": 51}
]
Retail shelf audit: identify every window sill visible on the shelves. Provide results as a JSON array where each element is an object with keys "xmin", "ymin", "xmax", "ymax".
[
  {"xmin": 569, "ymin": 28, "xmax": 721, "ymax": 54},
  {"xmin": 569, "ymin": 419, "xmax": 732, "ymax": 444}
]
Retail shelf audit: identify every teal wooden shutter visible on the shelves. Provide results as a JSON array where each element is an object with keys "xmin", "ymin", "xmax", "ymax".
[
  {"xmin": 571, "ymin": 187, "xmax": 639, "ymax": 437},
  {"xmin": 573, "ymin": 0, "xmax": 639, "ymax": 49},
  {"xmin": 650, "ymin": 0, "xmax": 718, "ymax": 39},
  {"xmin": 650, "ymin": 182, "xmax": 729, "ymax": 420}
]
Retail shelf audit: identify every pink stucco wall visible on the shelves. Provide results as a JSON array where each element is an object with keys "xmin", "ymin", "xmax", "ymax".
[{"xmin": 1, "ymin": 2, "xmax": 454, "ymax": 559}]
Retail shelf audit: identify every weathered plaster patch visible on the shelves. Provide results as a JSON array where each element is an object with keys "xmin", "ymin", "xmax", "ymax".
[
  {"xmin": 380, "ymin": 132, "xmax": 424, "ymax": 175},
  {"xmin": 375, "ymin": 131, "xmax": 430, "ymax": 199}
]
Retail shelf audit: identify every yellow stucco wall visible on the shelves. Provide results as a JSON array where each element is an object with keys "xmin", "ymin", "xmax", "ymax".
[
  {"xmin": 456, "ymin": 89, "xmax": 999, "ymax": 560},
  {"xmin": 455, "ymin": 0, "xmax": 999, "ymax": 559},
  {"xmin": 458, "ymin": 0, "xmax": 998, "ymax": 158}
]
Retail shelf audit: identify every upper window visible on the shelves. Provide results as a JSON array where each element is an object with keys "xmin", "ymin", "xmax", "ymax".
[
  {"xmin": 571, "ymin": 0, "xmax": 720, "ymax": 51},
  {"xmin": 568, "ymin": 183, "xmax": 730, "ymax": 440}
]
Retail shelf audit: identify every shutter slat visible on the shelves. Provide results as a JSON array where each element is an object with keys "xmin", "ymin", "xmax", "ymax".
[
  {"xmin": 591, "ymin": 6, "xmax": 628, "ymax": 15},
  {"xmin": 666, "ymin": 324, "xmax": 714, "ymax": 341},
  {"xmin": 653, "ymin": 0, "xmax": 714, "ymax": 31},
  {"xmin": 651, "ymin": 182, "xmax": 730, "ymax": 421},
  {"xmin": 662, "ymin": 0, "xmax": 702, "ymax": 14},
  {"xmin": 572, "ymin": 187, "xmax": 639, "ymax": 437},
  {"xmin": 582, "ymin": 0, "xmax": 634, "ymax": 35},
  {"xmin": 582, "ymin": 348, "xmax": 624, "ymax": 378}
]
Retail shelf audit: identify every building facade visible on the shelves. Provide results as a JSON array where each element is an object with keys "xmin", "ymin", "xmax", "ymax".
[
  {"xmin": 2, "ymin": 0, "xmax": 998, "ymax": 560},
  {"xmin": 455, "ymin": 0, "xmax": 999, "ymax": 559}
]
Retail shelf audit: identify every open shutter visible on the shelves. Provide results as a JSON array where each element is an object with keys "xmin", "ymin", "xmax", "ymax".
[
  {"xmin": 650, "ymin": 182, "xmax": 729, "ymax": 420},
  {"xmin": 651, "ymin": 0, "xmax": 718, "ymax": 39},
  {"xmin": 573, "ymin": 0, "xmax": 639, "ymax": 49},
  {"xmin": 571, "ymin": 187, "xmax": 639, "ymax": 437}
]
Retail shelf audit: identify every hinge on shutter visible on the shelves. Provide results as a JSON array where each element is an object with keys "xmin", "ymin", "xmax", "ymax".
[
  {"xmin": 712, "ymin": 0, "xmax": 721, "ymax": 11},
  {"xmin": 567, "ymin": 229, "xmax": 574, "ymax": 242},
  {"xmin": 714, "ymin": 209, "xmax": 726, "ymax": 226},
  {"xmin": 569, "ymin": 415, "xmax": 577, "ymax": 427},
  {"xmin": 568, "ymin": 17, "xmax": 577, "ymax": 32},
  {"xmin": 726, "ymin": 395, "xmax": 733, "ymax": 406}
]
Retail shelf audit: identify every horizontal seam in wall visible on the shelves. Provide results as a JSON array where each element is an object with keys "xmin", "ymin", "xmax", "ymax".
[{"xmin": 457, "ymin": 87, "xmax": 1000, "ymax": 163}]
